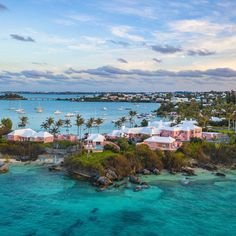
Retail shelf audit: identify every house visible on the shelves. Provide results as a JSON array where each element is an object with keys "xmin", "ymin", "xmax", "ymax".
[
  {"xmin": 107, "ymin": 130, "xmax": 125, "ymax": 139},
  {"xmin": 142, "ymin": 136, "xmax": 179, "ymax": 151},
  {"xmin": 122, "ymin": 126, "xmax": 161, "ymax": 138},
  {"xmin": 160, "ymin": 122, "xmax": 202, "ymax": 141},
  {"xmin": 85, "ymin": 134, "xmax": 106, "ymax": 152},
  {"xmin": 35, "ymin": 131, "xmax": 54, "ymax": 143},
  {"xmin": 7, "ymin": 129, "xmax": 54, "ymax": 143}
]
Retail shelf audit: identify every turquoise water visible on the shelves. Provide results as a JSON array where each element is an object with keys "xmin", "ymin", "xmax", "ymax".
[
  {"xmin": 1, "ymin": 165, "xmax": 236, "ymax": 236},
  {"xmin": 0, "ymin": 93, "xmax": 159, "ymax": 134}
]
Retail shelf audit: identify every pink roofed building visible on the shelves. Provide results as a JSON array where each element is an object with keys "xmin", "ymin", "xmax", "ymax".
[
  {"xmin": 7, "ymin": 129, "xmax": 54, "ymax": 143},
  {"xmin": 142, "ymin": 136, "xmax": 180, "ymax": 151}
]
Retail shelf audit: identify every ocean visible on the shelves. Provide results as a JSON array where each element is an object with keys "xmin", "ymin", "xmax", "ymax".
[
  {"xmin": 0, "ymin": 93, "xmax": 160, "ymax": 134},
  {"xmin": 0, "ymin": 165, "xmax": 236, "ymax": 236}
]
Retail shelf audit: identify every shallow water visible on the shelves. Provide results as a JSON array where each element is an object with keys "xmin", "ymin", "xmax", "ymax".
[
  {"xmin": 0, "ymin": 165, "xmax": 236, "ymax": 236},
  {"xmin": 0, "ymin": 93, "xmax": 159, "ymax": 134}
]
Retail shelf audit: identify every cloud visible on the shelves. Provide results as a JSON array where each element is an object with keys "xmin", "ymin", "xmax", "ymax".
[
  {"xmin": 32, "ymin": 62, "xmax": 48, "ymax": 66},
  {"xmin": 0, "ymin": 3, "xmax": 7, "ymax": 11},
  {"xmin": 108, "ymin": 40, "xmax": 130, "ymax": 47},
  {"xmin": 111, "ymin": 26, "xmax": 144, "ymax": 42},
  {"xmin": 151, "ymin": 44, "xmax": 182, "ymax": 54},
  {"xmin": 117, "ymin": 58, "xmax": 128, "ymax": 63},
  {"xmin": 153, "ymin": 58, "xmax": 162, "ymax": 63},
  {"xmin": 187, "ymin": 49, "xmax": 216, "ymax": 56},
  {"xmin": 67, "ymin": 14, "xmax": 94, "ymax": 22},
  {"xmin": 10, "ymin": 34, "xmax": 35, "ymax": 42}
]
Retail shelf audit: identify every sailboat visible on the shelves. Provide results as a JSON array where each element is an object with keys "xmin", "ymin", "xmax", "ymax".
[
  {"xmin": 35, "ymin": 102, "xmax": 43, "ymax": 113},
  {"xmin": 54, "ymin": 110, "xmax": 62, "ymax": 115},
  {"xmin": 15, "ymin": 102, "xmax": 25, "ymax": 114}
]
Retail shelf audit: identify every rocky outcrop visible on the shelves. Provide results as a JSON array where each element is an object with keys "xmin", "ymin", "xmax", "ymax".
[
  {"xmin": 181, "ymin": 167, "xmax": 196, "ymax": 176},
  {"xmin": 142, "ymin": 169, "xmax": 151, "ymax": 175},
  {"xmin": 48, "ymin": 165, "xmax": 62, "ymax": 171},
  {"xmin": 200, "ymin": 163, "xmax": 217, "ymax": 171},
  {"xmin": 129, "ymin": 175, "xmax": 141, "ymax": 184},
  {"xmin": 152, "ymin": 168, "xmax": 160, "ymax": 175},
  {"xmin": 96, "ymin": 176, "xmax": 112, "ymax": 187},
  {"xmin": 0, "ymin": 163, "xmax": 9, "ymax": 173},
  {"xmin": 105, "ymin": 169, "xmax": 118, "ymax": 181},
  {"xmin": 215, "ymin": 172, "xmax": 226, "ymax": 177}
]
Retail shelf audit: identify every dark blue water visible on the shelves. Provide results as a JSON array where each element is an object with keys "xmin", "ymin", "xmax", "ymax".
[{"xmin": 0, "ymin": 165, "xmax": 236, "ymax": 236}]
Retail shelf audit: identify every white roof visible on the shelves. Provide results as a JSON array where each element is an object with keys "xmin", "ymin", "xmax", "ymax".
[
  {"xmin": 108, "ymin": 130, "xmax": 124, "ymax": 137},
  {"xmin": 8, "ymin": 128, "xmax": 37, "ymax": 138},
  {"xmin": 144, "ymin": 136, "xmax": 176, "ymax": 143},
  {"xmin": 148, "ymin": 120, "xmax": 172, "ymax": 129},
  {"xmin": 8, "ymin": 129, "xmax": 53, "ymax": 139},
  {"xmin": 36, "ymin": 131, "xmax": 53, "ymax": 138},
  {"xmin": 123, "ymin": 126, "xmax": 160, "ymax": 135},
  {"xmin": 86, "ymin": 134, "xmax": 105, "ymax": 142}
]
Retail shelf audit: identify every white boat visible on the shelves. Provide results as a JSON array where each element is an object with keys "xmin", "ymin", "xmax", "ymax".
[
  {"xmin": 118, "ymin": 107, "xmax": 123, "ymax": 111},
  {"xmin": 65, "ymin": 112, "xmax": 75, "ymax": 117},
  {"xmin": 54, "ymin": 110, "xmax": 62, "ymax": 115},
  {"xmin": 16, "ymin": 108, "xmax": 25, "ymax": 114},
  {"xmin": 36, "ymin": 107, "xmax": 43, "ymax": 113},
  {"xmin": 180, "ymin": 177, "xmax": 190, "ymax": 185},
  {"xmin": 102, "ymin": 107, "xmax": 107, "ymax": 111}
]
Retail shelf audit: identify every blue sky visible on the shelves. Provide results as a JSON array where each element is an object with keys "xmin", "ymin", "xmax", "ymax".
[{"xmin": 0, "ymin": 0, "xmax": 236, "ymax": 92}]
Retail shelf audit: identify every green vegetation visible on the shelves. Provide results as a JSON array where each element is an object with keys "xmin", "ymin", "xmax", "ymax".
[
  {"xmin": 0, "ymin": 118, "xmax": 12, "ymax": 136},
  {"xmin": 0, "ymin": 93, "xmax": 26, "ymax": 100},
  {"xmin": 65, "ymin": 139, "xmax": 236, "ymax": 178},
  {"xmin": 0, "ymin": 139, "xmax": 45, "ymax": 160}
]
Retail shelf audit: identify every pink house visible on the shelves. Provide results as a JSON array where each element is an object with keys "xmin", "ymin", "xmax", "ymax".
[
  {"xmin": 142, "ymin": 136, "xmax": 180, "ymax": 151},
  {"xmin": 161, "ymin": 123, "xmax": 202, "ymax": 141},
  {"xmin": 85, "ymin": 134, "xmax": 106, "ymax": 152},
  {"xmin": 55, "ymin": 134, "xmax": 77, "ymax": 142},
  {"xmin": 7, "ymin": 129, "xmax": 54, "ymax": 143}
]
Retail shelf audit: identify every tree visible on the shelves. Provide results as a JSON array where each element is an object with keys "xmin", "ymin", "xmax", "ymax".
[
  {"xmin": 0, "ymin": 118, "xmax": 12, "ymax": 136},
  {"xmin": 95, "ymin": 118, "xmax": 103, "ymax": 133},
  {"xmin": 64, "ymin": 119, "xmax": 72, "ymax": 134},
  {"xmin": 18, "ymin": 116, "xmax": 28, "ymax": 128},
  {"xmin": 128, "ymin": 110, "xmax": 137, "ymax": 127},
  {"xmin": 75, "ymin": 114, "xmax": 84, "ymax": 138},
  {"xmin": 86, "ymin": 118, "xmax": 95, "ymax": 134},
  {"xmin": 225, "ymin": 103, "xmax": 235, "ymax": 130},
  {"xmin": 140, "ymin": 119, "xmax": 148, "ymax": 127},
  {"xmin": 55, "ymin": 119, "xmax": 64, "ymax": 134},
  {"xmin": 114, "ymin": 120, "xmax": 122, "ymax": 129}
]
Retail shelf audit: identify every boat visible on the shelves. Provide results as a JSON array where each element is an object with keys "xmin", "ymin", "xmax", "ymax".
[
  {"xmin": 65, "ymin": 112, "xmax": 75, "ymax": 118},
  {"xmin": 180, "ymin": 177, "xmax": 190, "ymax": 185},
  {"xmin": 36, "ymin": 107, "xmax": 43, "ymax": 113},
  {"xmin": 16, "ymin": 108, "xmax": 25, "ymax": 114},
  {"xmin": 102, "ymin": 107, "xmax": 107, "ymax": 111},
  {"xmin": 118, "ymin": 107, "xmax": 123, "ymax": 111},
  {"xmin": 54, "ymin": 110, "xmax": 62, "ymax": 115}
]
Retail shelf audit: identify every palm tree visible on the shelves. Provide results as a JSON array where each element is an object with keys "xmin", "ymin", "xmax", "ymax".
[
  {"xmin": 41, "ymin": 121, "xmax": 49, "ymax": 131},
  {"xmin": 114, "ymin": 120, "xmax": 122, "ymax": 129},
  {"xmin": 120, "ymin": 116, "xmax": 127, "ymax": 127},
  {"xmin": 225, "ymin": 103, "xmax": 235, "ymax": 130},
  {"xmin": 46, "ymin": 117, "xmax": 54, "ymax": 130},
  {"xmin": 95, "ymin": 118, "xmax": 103, "ymax": 133},
  {"xmin": 128, "ymin": 110, "xmax": 137, "ymax": 127},
  {"xmin": 75, "ymin": 114, "xmax": 84, "ymax": 138},
  {"xmin": 18, "ymin": 116, "xmax": 29, "ymax": 128},
  {"xmin": 64, "ymin": 119, "xmax": 72, "ymax": 134},
  {"xmin": 50, "ymin": 125, "xmax": 59, "ymax": 136},
  {"xmin": 86, "ymin": 118, "xmax": 95, "ymax": 134},
  {"xmin": 55, "ymin": 119, "xmax": 64, "ymax": 134}
]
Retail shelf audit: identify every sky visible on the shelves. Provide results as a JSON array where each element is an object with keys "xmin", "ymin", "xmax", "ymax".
[{"xmin": 0, "ymin": 0, "xmax": 236, "ymax": 92}]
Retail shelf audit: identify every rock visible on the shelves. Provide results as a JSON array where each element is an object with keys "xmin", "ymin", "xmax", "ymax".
[
  {"xmin": 141, "ymin": 182, "xmax": 150, "ymax": 189},
  {"xmin": 215, "ymin": 172, "xmax": 226, "ymax": 177},
  {"xmin": 105, "ymin": 169, "xmax": 118, "ymax": 181},
  {"xmin": 181, "ymin": 167, "xmax": 195, "ymax": 176},
  {"xmin": 134, "ymin": 185, "xmax": 142, "ymax": 192},
  {"xmin": 142, "ymin": 169, "xmax": 151, "ymax": 175},
  {"xmin": 0, "ymin": 163, "xmax": 8, "ymax": 173},
  {"xmin": 129, "ymin": 175, "xmax": 141, "ymax": 184},
  {"xmin": 90, "ymin": 208, "xmax": 99, "ymax": 213},
  {"xmin": 48, "ymin": 165, "xmax": 62, "ymax": 171},
  {"xmin": 201, "ymin": 164, "xmax": 217, "ymax": 171},
  {"xmin": 96, "ymin": 176, "xmax": 112, "ymax": 186},
  {"xmin": 152, "ymin": 168, "xmax": 160, "ymax": 175}
]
